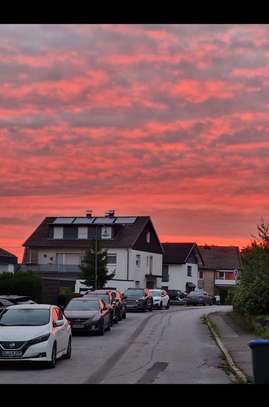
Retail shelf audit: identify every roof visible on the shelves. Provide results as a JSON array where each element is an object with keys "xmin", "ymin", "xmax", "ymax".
[
  {"xmin": 198, "ymin": 245, "xmax": 241, "ymax": 270},
  {"xmin": 0, "ymin": 248, "xmax": 17, "ymax": 258},
  {"xmin": 22, "ymin": 216, "xmax": 162, "ymax": 252},
  {"xmin": 162, "ymin": 242, "xmax": 202, "ymax": 264}
]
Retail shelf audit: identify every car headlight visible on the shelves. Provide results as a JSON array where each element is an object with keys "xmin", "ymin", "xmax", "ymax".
[{"xmin": 28, "ymin": 333, "xmax": 50, "ymax": 346}]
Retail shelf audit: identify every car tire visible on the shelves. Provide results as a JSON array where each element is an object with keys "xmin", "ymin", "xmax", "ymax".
[
  {"xmin": 106, "ymin": 319, "xmax": 111, "ymax": 331},
  {"xmin": 47, "ymin": 342, "xmax": 57, "ymax": 368},
  {"xmin": 63, "ymin": 337, "xmax": 72, "ymax": 360},
  {"xmin": 97, "ymin": 320, "xmax": 105, "ymax": 336}
]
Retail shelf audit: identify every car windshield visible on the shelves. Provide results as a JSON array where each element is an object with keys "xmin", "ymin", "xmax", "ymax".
[
  {"xmin": 150, "ymin": 290, "xmax": 161, "ymax": 296},
  {"xmin": 0, "ymin": 308, "xmax": 50, "ymax": 326},
  {"xmin": 125, "ymin": 290, "xmax": 144, "ymax": 298},
  {"xmin": 65, "ymin": 300, "xmax": 100, "ymax": 311}
]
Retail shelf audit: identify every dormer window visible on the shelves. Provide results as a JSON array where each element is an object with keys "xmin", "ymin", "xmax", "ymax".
[
  {"xmin": 146, "ymin": 231, "xmax": 150, "ymax": 243},
  {"xmin": 53, "ymin": 227, "xmax": 63, "ymax": 239},
  {"xmin": 78, "ymin": 227, "xmax": 88, "ymax": 239}
]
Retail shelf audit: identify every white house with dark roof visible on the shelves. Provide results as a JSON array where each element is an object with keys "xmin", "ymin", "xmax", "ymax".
[
  {"xmin": 22, "ymin": 212, "xmax": 163, "ymax": 300},
  {"xmin": 0, "ymin": 248, "xmax": 18, "ymax": 273},
  {"xmin": 161, "ymin": 243, "xmax": 204, "ymax": 293}
]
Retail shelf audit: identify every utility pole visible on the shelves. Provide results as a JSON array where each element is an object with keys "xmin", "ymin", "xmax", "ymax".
[{"xmin": 95, "ymin": 226, "xmax": 98, "ymax": 290}]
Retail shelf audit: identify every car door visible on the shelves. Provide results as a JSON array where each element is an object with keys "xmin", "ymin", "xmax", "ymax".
[{"xmin": 52, "ymin": 307, "xmax": 65, "ymax": 353}]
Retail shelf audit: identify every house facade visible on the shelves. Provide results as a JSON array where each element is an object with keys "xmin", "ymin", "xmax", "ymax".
[
  {"xmin": 22, "ymin": 213, "xmax": 163, "ymax": 302},
  {"xmin": 161, "ymin": 243, "xmax": 204, "ymax": 293},
  {"xmin": 198, "ymin": 245, "xmax": 241, "ymax": 302},
  {"xmin": 0, "ymin": 248, "xmax": 18, "ymax": 273}
]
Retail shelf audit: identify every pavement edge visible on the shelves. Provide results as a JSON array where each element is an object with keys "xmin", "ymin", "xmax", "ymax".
[{"xmin": 204, "ymin": 313, "xmax": 249, "ymax": 384}]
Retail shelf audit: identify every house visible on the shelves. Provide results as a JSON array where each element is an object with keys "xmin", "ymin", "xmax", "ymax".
[
  {"xmin": 161, "ymin": 243, "xmax": 204, "ymax": 293},
  {"xmin": 21, "ymin": 212, "xmax": 163, "ymax": 302},
  {"xmin": 0, "ymin": 248, "xmax": 18, "ymax": 273},
  {"xmin": 198, "ymin": 245, "xmax": 241, "ymax": 302}
]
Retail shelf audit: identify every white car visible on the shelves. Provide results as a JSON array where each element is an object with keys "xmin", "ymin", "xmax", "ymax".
[
  {"xmin": 149, "ymin": 289, "xmax": 170, "ymax": 310},
  {"xmin": 0, "ymin": 304, "xmax": 72, "ymax": 368}
]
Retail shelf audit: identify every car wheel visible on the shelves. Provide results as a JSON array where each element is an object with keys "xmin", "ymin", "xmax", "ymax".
[
  {"xmin": 166, "ymin": 301, "xmax": 170, "ymax": 310},
  {"xmin": 97, "ymin": 320, "xmax": 105, "ymax": 336},
  {"xmin": 47, "ymin": 342, "xmax": 57, "ymax": 368},
  {"xmin": 105, "ymin": 319, "xmax": 111, "ymax": 331},
  {"xmin": 63, "ymin": 337, "xmax": 72, "ymax": 359},
  {"xmin": 114, "ymin": 314, "xmax": 119, "ymax": 324}
]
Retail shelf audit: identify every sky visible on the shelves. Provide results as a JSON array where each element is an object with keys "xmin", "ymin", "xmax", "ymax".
[{"xmin": 0, "ymin": 24, "xmax": 269, "ymax": 261}]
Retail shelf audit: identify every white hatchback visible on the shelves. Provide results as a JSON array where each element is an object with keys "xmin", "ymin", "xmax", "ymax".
[
  {"xmin": 0, "ymin": 304, "xmax": 72, "ymax": 368},
  {"xmin": 149, "ymin": 289, "xmax": 170, "ymax": 310}
]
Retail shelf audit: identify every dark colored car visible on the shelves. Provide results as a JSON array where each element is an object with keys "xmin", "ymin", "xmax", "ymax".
[
  {"xmin": 167, "ymin": 290, "xmax": 187, "ymax": 305},
  {"xmin": 123, "ymin": 288, "xmax": 153, "ymax": 312},
  {"xmin": 64, "ymin": 297, "xmax": 111, "ymax": 335},
  {"xmin": 84, "ymin": 290, "xmax": 119, "ymax": 325},
  {"xmin": 186, "ymin": 291, "xmax": 213, "ymax": 306},
  {"xmin": 0, "ymin": 295, "xmax": 36, "ymax": 305},
  {"xmin": 110, "ymin": 289, "xmax": 127, "ymax": 320}
]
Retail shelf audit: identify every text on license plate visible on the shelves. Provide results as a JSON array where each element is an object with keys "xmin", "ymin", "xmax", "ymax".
[
  {"xmin": 72, "ymin": 324, "xmax": 84, "ymax": 329},
  {"xmin": 1, "ymin": 350, "xmax": 23, "ymax": 358}
]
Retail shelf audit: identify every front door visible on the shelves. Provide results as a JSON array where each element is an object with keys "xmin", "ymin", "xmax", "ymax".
[{"xmin": 146, "ymin": 276, "xmax": 156, "ymax": 289}]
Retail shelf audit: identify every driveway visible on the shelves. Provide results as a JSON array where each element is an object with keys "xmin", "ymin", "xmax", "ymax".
[{"xmin": 0, "ymin": 305, "xmax": 232, "ymax": 384}]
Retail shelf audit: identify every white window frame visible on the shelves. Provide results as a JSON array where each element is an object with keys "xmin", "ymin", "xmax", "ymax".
[
  {"xmin": 101, "ymin": 226, "xmax": 112, "ymax": 239},
  {"xmin": 136, "ymin": 254, "xmax": 141, "ymax": 267},
  {"xmin": 187, "ymin": 265, "xmax": 192, "ymax": 277},
  {"xmin": 53, "ymin": 226, "xmax": 63, "ymax": 239},
  {"xmin": 107, "ymin": 253, "xmax": 117, "ymax": 265}
]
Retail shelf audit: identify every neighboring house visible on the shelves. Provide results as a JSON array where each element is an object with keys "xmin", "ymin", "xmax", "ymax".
[
  {"xmin": 0, "ymin": 248, "xmax": 18, "ymax": 273},
  {"xmin": 198, "ymin": 245, "xmax": 241, "ymax": 301},
  {"xmin": 21, "ymin": 212, "xmax": 163, "ymax": 302},
  {"xmin": 161, "ymin": 243, "xmax": 204, "ymax": 293}
]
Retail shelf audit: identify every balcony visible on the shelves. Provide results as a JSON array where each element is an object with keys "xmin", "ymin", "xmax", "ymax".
[
  {"xmin": 20, "ymin": 264, "xmax": 81, "ymax": 273},
  {"xmin": 215, "ymin": 279, "xmax": 236, "ymax": 286}
]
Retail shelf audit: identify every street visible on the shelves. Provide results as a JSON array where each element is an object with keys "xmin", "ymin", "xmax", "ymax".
[{"xmin": 0, "ymin": 305, "xmax": 232, "ymax": 384}]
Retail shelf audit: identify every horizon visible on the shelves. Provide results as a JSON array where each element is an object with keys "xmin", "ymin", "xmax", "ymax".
[{"xmin": 1, "ymin": 24, "xmax": 268, "ymax": 261}]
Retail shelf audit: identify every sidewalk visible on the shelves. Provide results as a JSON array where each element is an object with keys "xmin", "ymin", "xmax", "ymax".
[{"xmin": 208, "ymin": 311, "xmax": 260, "ymax": 381}]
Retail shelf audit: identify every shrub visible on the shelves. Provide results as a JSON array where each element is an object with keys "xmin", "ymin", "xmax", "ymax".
[
  {"xmin": 58, "ymin": 287, "xmax": 76, "ymax": 307},
  {"xmin": 0, "ymin": 271, "xmax": 42, "ymax": 302}
]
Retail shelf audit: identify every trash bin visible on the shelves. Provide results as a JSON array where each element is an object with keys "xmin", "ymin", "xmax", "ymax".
[{"xmin": 249, "ymin": 339, "xmax": 269, "ymax": 384}]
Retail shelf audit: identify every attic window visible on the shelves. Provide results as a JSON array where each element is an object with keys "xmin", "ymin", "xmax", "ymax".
[{"xmin": 146, "ymin": 231, "xmax": 150, "ymax": 243}]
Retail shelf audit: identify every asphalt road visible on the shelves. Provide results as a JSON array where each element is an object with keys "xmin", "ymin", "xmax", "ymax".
[{"xmin": 0, "ymin": 305, "xmax": 232, "ymax": 384}]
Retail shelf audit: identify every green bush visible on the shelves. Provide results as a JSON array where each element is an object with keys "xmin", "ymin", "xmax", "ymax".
[
  {"xmin": 0, "ymin": 271, "xmax": 42, "ymax": 302},
  {"xmin": 58, "ymin": 287, "xmax": 76, "ymax": 307}
]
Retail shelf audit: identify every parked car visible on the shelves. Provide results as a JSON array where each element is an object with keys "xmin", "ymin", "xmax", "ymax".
[
  {"xmin": 64, "ymin": 297, "xmax": 111, "ymax": 335},
  {"xmin": 149, "ymin": 289, "xmax": 170, "ymax": 310},
  {"xmin": 84, "ymin": 290, "xmax": 118, "ymax": 325},
  {"xmin": 0, "ymin": 298, "xmax": 14, "ymax": 313},
  {"xmin": 168, "ymin": 290, "xmax": 187, "ymax": 305},
  {"xmin": 186, "ymin": 291, "xmax": 213, "ymax": 306},
  {"xmin": 110, "ymin": 289, "xmax": 127, "ymax": 320},
  {"xmin": 123, "ymin": 288, "xmax": 153, "ymax": 312},
  {"xmin": 0, "ymin": 295, "xmax": 36, "ymax": 305},
  {"xmin": 0, "ymin": 304, "xmax": 72, "ymax": 368}
]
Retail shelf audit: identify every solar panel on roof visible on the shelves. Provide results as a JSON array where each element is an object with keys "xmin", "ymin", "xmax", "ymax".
[
  {"xmin": 53, "ymin": 218, "xmax": 75, "ymax": 224},
  {"xmin": 73, "ymin": 217, "xmax": 95, "ymax": 224},
  {"xmin": 114, "ymin": 217, "xmax": 137, "ymax": 224},
  {"xmin": 93, "ymin": 217, "xmax": 115, "ymax": 224}
]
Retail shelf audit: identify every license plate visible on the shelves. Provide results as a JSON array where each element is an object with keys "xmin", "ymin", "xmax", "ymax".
[
  {"xmin": 72, "ymin": 324, "xmax": 84, "ymax": 329},
  {"xmin": 1, "ymin": 350, "xmax": 23, "ymax": 358}
]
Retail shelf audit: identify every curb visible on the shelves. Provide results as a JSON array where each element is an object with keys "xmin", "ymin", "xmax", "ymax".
[{"xmin": 205, "ymin": 314, "xmax": 249, "ymax": 384}]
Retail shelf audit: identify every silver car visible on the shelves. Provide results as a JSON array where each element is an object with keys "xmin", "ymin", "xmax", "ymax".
[{"xmin": 186, "ymin": 291, "xmax": 213, "ymax": 306}]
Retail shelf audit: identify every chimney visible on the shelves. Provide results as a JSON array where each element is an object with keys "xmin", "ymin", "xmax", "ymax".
[
  {"xmin": 86, "ymin": 209, "xmax": 92, "ymax": 218},
  {"xmin": 105, "ymin": 209, "xmax": 115, "ymax": 218}
]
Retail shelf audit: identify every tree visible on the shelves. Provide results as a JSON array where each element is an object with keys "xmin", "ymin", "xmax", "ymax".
[
  {"xmin": 79, "ymin": 240, "xmax": 115, "ymax": 289},
  {"xmin": 232, "ymin": 221, "xmax": 269, "ymax": 315}
]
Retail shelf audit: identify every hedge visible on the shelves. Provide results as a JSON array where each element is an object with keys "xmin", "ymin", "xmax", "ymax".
[{"xmin": 0, "ymin": 271, "xmax": 42, "ymax": 302}]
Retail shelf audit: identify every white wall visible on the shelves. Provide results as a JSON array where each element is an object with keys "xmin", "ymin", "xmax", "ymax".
[
  {"xmin": 0, "ymin": 264, "xmax": 15, "ymax": 273},
  {"xmin": 129, "ymin": 250, "xmax": 162, "ymax": 287},
  {"xmin": 162, "ymin": 263, "xmax": 199, "ymax": 292}
]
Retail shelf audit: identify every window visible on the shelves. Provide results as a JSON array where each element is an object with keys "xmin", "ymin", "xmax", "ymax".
[
  {"xmin": 78, "ymin": 226, "xmax": 88, "ymax": 239},
  {"xmin": 162, "ymin": 265, "xmax": 169, "ymax": 282},
  {"xmin": 149, "ymin": 256, "xmax": 153, "ymax": 274},
  {"xmin": 187, "ymin": 265, "xmax": 192, "ymax": 277},
  {"xmin": 135, "ymin": 281, "xmax": 140, "ymax": 287},
  {"xmin": 146, "ymin": 231, "xmax": 150, "ymax": 243},
  {"xmin": 199, "ymin": 271, "xmax": 203, "ymax": 279},
  {"xmin": 101, "ymin": 226, "xmax": 112, "ymax": 239},
  {"xmin": 53, "ymin": 226, "xmax": 63, "ymax": 239},
  {"xmin": 219, "ymin": 271, "xmax": 224, "ymax": 280},
  {"xmin": 107, "ymin": 254, "xmax": 117, "ymax": 265},
  {"xmin": 136, "ymin": 254, "xmax": 141, "ymax": 267}
]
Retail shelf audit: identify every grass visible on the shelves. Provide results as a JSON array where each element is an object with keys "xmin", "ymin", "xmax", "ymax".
[{"xmin": 229, "ymin": 311, "xmax": 269, "ymax": 339}]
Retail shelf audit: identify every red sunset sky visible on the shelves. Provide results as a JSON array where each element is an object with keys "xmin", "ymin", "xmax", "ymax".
[{"xmin": 0, "ymin": 24, "xmax": 269, "ymax": 261}]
